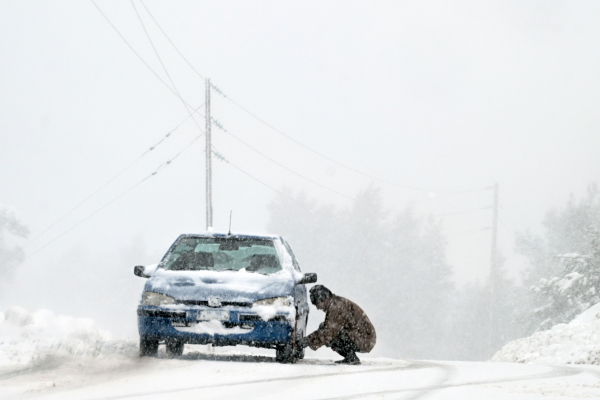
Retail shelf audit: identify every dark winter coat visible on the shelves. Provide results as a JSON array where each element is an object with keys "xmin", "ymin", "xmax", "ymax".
[{"xmin": 306, "ymin": 295, "xmax": 376, "ymax": 353}]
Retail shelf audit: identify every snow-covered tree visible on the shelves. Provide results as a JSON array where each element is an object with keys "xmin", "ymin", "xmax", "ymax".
[
  {"xmin": 0, "ymin": 205, "xmax": 29, "ymax": 281},
  {"xmin": 532, "ymin": 227, "xmax": 600, "ymax": 330},
  {"xmin": 516, "ymin": 184, "xmax": 600, "ymax": 330}
]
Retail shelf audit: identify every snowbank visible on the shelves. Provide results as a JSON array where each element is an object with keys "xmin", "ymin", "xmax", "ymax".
[
  {"xmin": 0, "ymin": 306, "xmax": 136, "ymax": 370},
  {"xmin": 492, "ymin": 302, "xmax": 600, "ymax": 365}
]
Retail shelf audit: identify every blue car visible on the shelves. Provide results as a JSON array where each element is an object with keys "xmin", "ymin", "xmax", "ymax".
[{"xmin": 134, "ymin": 233, "xmax": 317, "ymax": 363}]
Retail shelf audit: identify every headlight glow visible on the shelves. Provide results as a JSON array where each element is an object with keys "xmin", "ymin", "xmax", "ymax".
[
  {"xmin": 253, "ymin": 297, "xmax": 291, "ymax": 307},
  {"xmin": 142, "ymin": 292, "xmax": 176, "ymax": 306}
]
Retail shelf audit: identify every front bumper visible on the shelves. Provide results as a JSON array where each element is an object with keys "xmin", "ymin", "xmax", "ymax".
[{"xmin": 137, "ymin": 305, "xmax": 294, "ymax": 348}]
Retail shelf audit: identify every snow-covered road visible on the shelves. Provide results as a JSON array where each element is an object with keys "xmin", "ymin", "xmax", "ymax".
[{"xmin": 2, "ymin": 348, "xmax": 600, "ymax": 400}]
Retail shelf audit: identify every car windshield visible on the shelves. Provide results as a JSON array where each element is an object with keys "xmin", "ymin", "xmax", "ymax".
[{"xmin": 161, "ymin": 237, "xmax": 282, "ymax": 274}]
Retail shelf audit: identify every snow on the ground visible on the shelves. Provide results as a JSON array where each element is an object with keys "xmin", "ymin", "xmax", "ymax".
[
  {"xmin": 492, "ymin": 302, "xmax": 600, "ymax": 365},
  {"xmin": 2, "ymin": 306, "xmax": 600, "ymax": 399},
  {"xmin": 0, "ymin": 306, "xmax": 137, "ymax": 372}
]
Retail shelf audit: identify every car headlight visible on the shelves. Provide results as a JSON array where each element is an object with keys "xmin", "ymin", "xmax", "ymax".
[
  {"xmin": 253, "ymin": 297, "xmax": 291, "ymax": 307},
  {"xmin": 142, "ymin": 292, "xmax": 176, "ymax": 306}
]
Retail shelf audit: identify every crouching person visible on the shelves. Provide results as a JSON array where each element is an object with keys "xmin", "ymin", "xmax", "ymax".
[{"xmin": 298, "ymin": 285, "xmax": 376, "ymax": 365}]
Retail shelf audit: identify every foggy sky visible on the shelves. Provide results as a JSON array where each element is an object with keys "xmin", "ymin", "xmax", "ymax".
[{"xmin": 1, "ymin": 1, "xmax": 600, "ymax": 337}]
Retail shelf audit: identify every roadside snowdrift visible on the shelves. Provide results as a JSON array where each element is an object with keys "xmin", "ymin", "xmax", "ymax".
[
  {"xmin": 492, "ymin": 302, "xmax": 600, "ymax": 365},
  {"xmin": 0, "ymin": 306, "xmax": 136, "ymax": 371}
]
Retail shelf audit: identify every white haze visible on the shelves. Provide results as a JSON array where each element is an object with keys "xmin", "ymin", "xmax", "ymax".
[{"xmin": 1, "ymin": 1, "xmax": 600, "ymax": 355}]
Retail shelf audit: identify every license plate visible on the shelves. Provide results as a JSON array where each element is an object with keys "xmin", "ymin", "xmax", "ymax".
[{"xmin": 199, "ymin": 310, "xmax": 230, "ymax": 321}]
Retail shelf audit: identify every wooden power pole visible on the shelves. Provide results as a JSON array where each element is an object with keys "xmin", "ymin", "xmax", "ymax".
[
  {"xmin": 205, "ymin": 78, "xmax": 213, "ymax": 230},
  {"xmin": 489, "ymin": 182, "xmax": 499, "ymax": 358}
]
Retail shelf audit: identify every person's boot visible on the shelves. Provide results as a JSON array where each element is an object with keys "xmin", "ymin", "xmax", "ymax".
[{"xmin": 334, "ymin": 351, "xmax": 361, "ymax": 365}]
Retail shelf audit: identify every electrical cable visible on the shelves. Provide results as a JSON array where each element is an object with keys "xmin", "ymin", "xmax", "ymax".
[
  {"xmin": 223, "ymin": 94, "xmax": 490, "ymax": 195},
  {"xmin": 214, "ymin": 121, "xmax": 474, "ymax": 216},
  {"xmin": 93, "ymin": 2, "xmax": 497, "ymax": 227},
  {"xmin": 214, "ymin": 146, "xmax": 349, "ymax": 226},
  {"xmin": 91, "ymin": 0, "xmax": 199, "ymax": 113},
  {"xmin": 139, "ymin": 0, "xmax": 205, "ymax": 81},
  {"xmin": 129, "ymin": 0, "xmax": 205, "ymax": 135},
  {"xmin": 91, "ymin": 2, "xmax": 348, "ymax": 237},
  {"xmin": 133, "ymin": 0, "xmax": 491, "ymax": 196},
  {"xmin": 214, "ymin": 120, "xmax": 494, "ymax": 216},
  {"xmin": 213, "ymin": 121, "xmax": 357, "ymax": 202},
  {"xmin": 24, "ymin": 105, "xmax": 203, "ymax": 248},
  {"xmin": 29, "ymin": 133, "xmax": 204, "ymax": 256}
]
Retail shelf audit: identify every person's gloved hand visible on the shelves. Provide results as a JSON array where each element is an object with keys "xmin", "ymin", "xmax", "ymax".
[{"xmin": 297, "ymin": 337, "xmax": 308, "ymax": 348}]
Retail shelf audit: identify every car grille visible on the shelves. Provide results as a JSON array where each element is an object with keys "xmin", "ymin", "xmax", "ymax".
[
  {"xmin": 239, "ymin": 314, "xmax": 287, "ymax": 322},
  {"xmin": 177, "ymin": 300, "xmax": 252, "ymax": 307},
  {"xmin": 137, "ymin": 309, "xmax": 186, "ymax": 318}
]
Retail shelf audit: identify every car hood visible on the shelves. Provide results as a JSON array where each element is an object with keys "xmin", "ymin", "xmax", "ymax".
[{"xmin": 144, "ymin": 269, "xmax": 297, "ymax": 304}]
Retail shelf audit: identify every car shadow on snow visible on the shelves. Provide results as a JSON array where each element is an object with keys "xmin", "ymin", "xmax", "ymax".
[
  {"xmin": 169, "ymin": 351, "xmax": 373, "ymax": 366},
  {"xmin": 176, "ymin": 351, "xmax": 276, "ymax": 364}
]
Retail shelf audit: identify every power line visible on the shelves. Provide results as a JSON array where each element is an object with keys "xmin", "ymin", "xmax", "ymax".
[
  {"xmin": 91, "ymin": 0, "xmax": 200, "ymax": 114},
  {"xmin": 93, "ymin": 2, "xmax": 496, "ymax": 227},
  {"xmin": 218, "ymin": 146, "xmax": 488, "ymax": 230},
  {"xmin": 222, "ymin": 94, "xmax": 490, "ymax": 195},
  {"xmin": 29, "ymin": 133, "xmax": 204, "ymax": 256},
  {"xmin": 129, "ymin": 0, "xmax": 205, "ymax": 135},
  {"xmin": 24, "ymin": 106, "xmax": 203, "ymax": 248},
  {"xmin": 220, "ymin": 152, "xmax": 349, "ymax": 226},
  {"xmin": 130, "ymin": 0, "xmax": 179, "ymax": 95},
  {"xmin": 139, "ymin": 0, "xmax": 205, "ymax": 81},
  {"xmin": 213, "ymin": 119, "xmax": 480, "ymax": 216},
  {"xmin": 212, "ymin": 120, "xmax": 357, "ymax": 202},
  {"xmin": 132, "ymin": 1, "xmax": 490, "ymax": 196},
  {"xmin": 213, "ymin": 119, "xmax": 495, "ymax": 217}
]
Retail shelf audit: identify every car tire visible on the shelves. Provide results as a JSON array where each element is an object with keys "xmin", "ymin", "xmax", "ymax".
[
  {"xmin": 294, "ymin": 344, "xmax": 305, "ymax": 360},
  {"xmin": 293, "ymin": 313, "xmax": 307, "ymax": 360},
  {"xmin": 276, "ymin": 343, "xmax": 296, "ymax": 364},
  {"xmin": 294, "ymin": 330, "xmax": 305, "ymax": 360},
  {"xmin": 139, "ymin": 336, "xmax": 159, "ymax": 357},
  {"xmin": 166, "ymin": 339, "xmax": 184, "ymax": 356}
]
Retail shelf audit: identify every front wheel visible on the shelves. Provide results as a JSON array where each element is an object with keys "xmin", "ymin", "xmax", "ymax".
[
  {"xmin": 166, "ymin": 339, "xmax": 184, "ymax": 356},
  {"xmin": 294, "ymin": 313, "xmax": 307, "ymax": 360},
  {"xmin": 276, "ymin": 343, "xmax": 296, "ymax": 364},
  {"xmin": 139, "ymin": 336, "xmax": 158, "ymax": 357},
  {"xmin": 294, "ymin": 345, "xmax": 305, "ymax": 360}
]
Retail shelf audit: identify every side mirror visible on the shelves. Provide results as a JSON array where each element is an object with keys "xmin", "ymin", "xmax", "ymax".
[
  {"xmin": 297, "ymin": 272, "xmax": 317, "ymax": 285},
  {"xmin": 134, "ymin": 265, "xmax": 151, "ymax": 278}
]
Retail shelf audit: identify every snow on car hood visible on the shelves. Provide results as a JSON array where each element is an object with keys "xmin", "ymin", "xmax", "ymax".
[{"xmin": 144, "ymin": 268, "xmax": 296, "ymax": 304}]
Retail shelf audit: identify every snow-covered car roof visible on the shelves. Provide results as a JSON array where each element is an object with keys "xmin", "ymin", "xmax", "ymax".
[
  {"xmin": 163, "ymin": 232, "xmax": 295, "ymax": 273},
  {"xmin": 175, "ymin": 232, "xmax": 283, "ymax": 241}
]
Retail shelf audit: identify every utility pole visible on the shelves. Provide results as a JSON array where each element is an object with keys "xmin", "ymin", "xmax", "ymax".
[
  {"xmin": 205, "ymin": 78, "xmax": 213, "ymax": 230},
  {"xmin": 489, "ymin": 182, "xmax": 499, "ymax": 358}
]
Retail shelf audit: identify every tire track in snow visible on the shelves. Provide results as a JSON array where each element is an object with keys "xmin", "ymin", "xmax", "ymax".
[
  {"xmin": 397, "ymin": 361, "xmax": 458, "ymax": 400},
  {"xmin": 316, "ymin": 364, "xmax": 583, "ymax": 400},
  {"xmin": 88, "ymin": 360, "xmax": 428, "ymax": 400}
]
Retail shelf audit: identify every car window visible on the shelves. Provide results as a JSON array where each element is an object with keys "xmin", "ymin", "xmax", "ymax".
[
  {"xmin": 162, "ymin": 237, "xmax": 282, "ymax": 274},
  {"xmin": 282, "ymin": 240, "xmax": 301, "ymax": 272}
]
